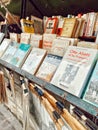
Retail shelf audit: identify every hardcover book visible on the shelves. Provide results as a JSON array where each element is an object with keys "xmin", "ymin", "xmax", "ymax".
[
  {"xmin": 43, "ymin": 34, "xmax": 56, "ymax": 52},
  {"xmin": 10, "ymin": 43, "xmax": 31, "ymax": 67},
  {"xmin": 31, "ymin": 15, "xmax": 43, "ymax": 34},
  {"xmin": 1, "ymin": 42, "xmax": 19, "ymax": 63},
  {"xmin": 20, "ymin": 18, "xmax": 34, "ymax": 33},
  {"xmin": 30, "ymin": 34, "xmax": 43, "ymax": 48},
  {"xmin": 51, "ymin": 46, "xmax": 98, "ymax": 97},
  {"xmin": 20, "ymin": 33, "xmax": 31, "ymax": 44},
  {"xmin": 21, "ymin": 47, "xmax": 47, "ymax": 75},
  {"xmin": 61, "ymin": 18, "xmax": 78, "ymax": 38},
  {"xmin": 44, "ymin": 17, "xmax": 58, "ymax": 34},
  {"xmin": 83, "ymin": 61, "xmax": 98, "ymax": 107},
  {"xmin": 0, "ymin": 38, "xmax": 11, "ymax": 57},
  {"xmin": 50, "ymin": 38, "xmax": 70, "ymax": 57},
  {"xmin": 35, "ymin": 54, "xmax": 62, "ymax": 82}
]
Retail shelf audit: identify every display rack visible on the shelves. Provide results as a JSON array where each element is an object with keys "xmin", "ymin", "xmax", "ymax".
[{"xmin": 0, "ymin": 59, "xmax": 98, "ymax": 118}]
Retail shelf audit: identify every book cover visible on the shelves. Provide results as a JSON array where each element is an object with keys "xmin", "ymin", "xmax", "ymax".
[
  {"xmin": 1, "ymin": 42, "xmax": 19, "ymax": 63},
  {"xmin": 50, "ymin": 38, "xmax": 70, "ymax": 57},
  {"xmin": 20, "ymin": 18, "xmax": 34, "ymax": 33},
  {"xmin": 83, "ymin": 61, "xmax": 98, "ymax": 107},
  {"xmin": 9, "ymin": 33, "xmax": 20, "ymax": 43},
  {"xmin": 77, "ymin": 41, "xmax": 98, "ymax": 49},
  {"xmin": 35, "ymin": 54, "xmax": 62, "ymax": 82},
  {"xmin": 43, "ymin": 34, "xmax": 56, "ymax": 52},
  {"xmin": 56, "ymin": 17, "xmax": 64, "ymax": 36},
  {"xmin": 30, "ymin": 34, "xmax": 43, "ymax": 48},
  {"xmin": 20, "ymin": 33, "xmax": 31, "ymax": 44},
  {"xmin": 61, "ymin": 18, "xmax": 77, "ymax": 38},
  {"xmin": 44, "ymin": 17, "xmax": 58, "ymax": 34},
  {"xmin": 22, "ymin": 47, "xmax": 47, "ymax": 75},
  {"xmin": 31, "ymin": 15, "xmax": 43, "ymax": 34},
  {"xmin": 0, "ymin": 38, "xmax": 11, "ymax": 57},
  {"xmin": 10, "ymin": 43, "xmax": 31, "ymax": 67},
  {"xmin": 51, "ymin": 46, "xmax": 98, "ymax": 97}
]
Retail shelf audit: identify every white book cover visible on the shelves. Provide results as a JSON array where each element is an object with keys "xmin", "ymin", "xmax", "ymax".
[
  {"xmin": 36, "ymin": 54, "xmax": 62, "ymax": 82},
  {"xmin": 30, "ymin": 34, "xmax": 42, "ymax": 48},
  {"xmin": 20, "ymin": 33, "xmax": 31, "ymax": 44},
  {"xmin": 10, "ymin": 43, "xmax": 31, "ymax": 67},
  {"xmin": 50, "ymin": 38, "xmax": 70, "ymax": 57},
  {"xmin": 43, "ymin": 33, "xmax": 56, "ymax": 52},
  {"xmin": 1, "ymin": 42, "xmax": 19, "ymax": 63},
  {"xmin": 0, "ymin": 38, "xmax": 11, "ymax": 57},
  {"xmin": 22, "ymin": 47, "xmax": 47, "ymax": 75},
  {"xmin": 83, "ymin": 61, "xmax": 98, "ymax": 107},
  {"xmin": 51, "ymin": 46, "xmax": 98, "ymax": 97}
]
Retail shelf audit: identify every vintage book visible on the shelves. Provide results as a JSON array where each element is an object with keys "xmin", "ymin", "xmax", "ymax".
[
  {"xmin": 85, "ymin": 12, "xmax": 97, "ymax": 36},
  {"xmin": 31, "ymin": 15, "xmax": 43, "ymax": 34},
  {"xmin": 61, "ymin": 18, "xmax": 78, "ymax": 38},
  {"xmin": 9, "ymin": 33, "xmax": 20, "ymax": 43},
  {"xmin": 0, "ymin": 32, "xmax": 5, "ymax": 44},
  {"xmin": 20, "ymin": 18, "xmax": 34, "ymax": 33},
  {"xmin": 56, "ymin": 17, "xmax": 64, "ymax": 36},
  {"xmin": 83, "ymin": 61, "xmax": 98, "ymax": 107},
  {"xmin": 57, "ymin": 36, "xmax": 79, "ymax": 46},
  {"xmin": 77, "ymin": 41, "xmax": 98, "ymax": 49},
  {"xmin": 43, "ymin": 33, "xmax": 57, "ymax": 52},
  {"xmin": 51, "ymin": 46, "xmax": 98, "ymax": 97},
  {"xmin": 20, "ymin": 33, "xmax": 31, "ymax": 44},
  {"xmin": 93, "ymin": 13, "xmax": 98, "ymax": 36},
  {"xmin": 35, "ymin": 54, "xmax": 62, "ymax": 82},
  {"xmin": 10, "ymin": 43, "xmax": 31, "ymax": 67},
  {"xmin": 1, "ymin": 42, "xmax": 19, "ymax": 63},
  {"xmin": 22, "ymin": 47, "xmax": 47, "ymax": 75},
  {"xmin": 50, "ymin": 38, "xmax": 70, "ymax": 57},
  {"xmin": 30, "ymin": 34, "xmax": 43, "ymax": 48},
  {"xmin": 44, "ymin": 17, "xmax": 58, "ymax": 34},
  {"xmin": 0, "ymin": 38, "xmax": 11, "ymax": 57}
]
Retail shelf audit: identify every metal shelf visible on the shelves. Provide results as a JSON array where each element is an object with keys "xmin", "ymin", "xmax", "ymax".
[{"xmin": 0, "ymin": 59, "xmax": 98, "ymax": 117}]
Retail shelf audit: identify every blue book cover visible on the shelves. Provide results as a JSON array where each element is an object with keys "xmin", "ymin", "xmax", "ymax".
[
  {"xmin": 83, "ymin": 61, "xmax": 98, "ymax": 107},
  {"xmin": 10, "ymin": 43, "xmax": 31, "ymax": 67}
]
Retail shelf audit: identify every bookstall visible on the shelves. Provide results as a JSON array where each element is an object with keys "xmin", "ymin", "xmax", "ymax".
[{"xmin": 0, "ymin": 0, "xmax": 98, "ymax": 130}]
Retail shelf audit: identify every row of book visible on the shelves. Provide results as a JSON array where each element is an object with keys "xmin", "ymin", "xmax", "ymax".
[
  {"xmin": 0, "ymin": 35, "xmax": 98, "ymax": 109},
  {"xmin": 20, "ymin": 12, "xmax": 98, "ymax": 38}
]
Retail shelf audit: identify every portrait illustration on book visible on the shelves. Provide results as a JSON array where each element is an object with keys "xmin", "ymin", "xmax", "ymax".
[{"xmin": 59, "ymin": 64, "xmax": 79, "ymax": 86}]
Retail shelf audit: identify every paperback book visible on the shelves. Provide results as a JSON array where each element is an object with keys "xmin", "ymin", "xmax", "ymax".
[
  {"xmin": 22, "ymin": 47, "xmax": 47, "ymax": 75},
  {"xmin": 1, "ymin": 42, "xmax": 19, "ymax": 63},
  {"xmin": 30, "ymin": 34, "xmax": 43, "ymax": 48},
  {"xmin": 35, "ymin": 54, "xmax": 62, "ymax": 82},
  {"xmin": 20, "ymin": 33, "xmax": 31, "ymax": 44},
  {"xmin": 10, "ymin": 43, "xmax": 31, "ymax": 67},
  {"xmin": 83, "ymin": 61, "xmax": 98, "ymax": 107},
  {"xmin": 51, "ymin": 46, "xmax": 98, "ymax": 97},
  {"xmin": 0, "ymin": 38, "xmax": 11, "ymax": 57},
  {"xmin": 50, "ymin": 38, "xmax": 70, "ymax": 57}
]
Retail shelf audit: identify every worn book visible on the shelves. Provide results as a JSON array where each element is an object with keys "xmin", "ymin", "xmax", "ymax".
[
  {"xmin": 56, "ymin": 17, "xmax": 64, "ymax": 36},
  {"xmin": 77, "ymin": 41, "xmax": 98, "ymax": 49},
  {"xmin": 50, "ymin": 38, "xmax": 70, "ymax": 57},
  {"xmin": 61, "ymin": 18, "xmax": 78, "ymax": 38},
  {"xmin": 30, "ymin": 34, "xmax": 43, "ymax": 48},
  {"xmin": 43, "ymin": 34, "xmax": 57, "ymax": 52},
  {"xmin": 35, "ymin": 54, "xmax": 62, "ymax": 82},
  {"xmin": 83, "ymin": 61, "xmax": 98, "ymax": 107},
  {"xmin": 22, "ymin": 47, "xmax": 47, "ymax": 75},
  {"xmin": 20, "ymin": 18, "xmax": 34, "ymax": 33},
  {"xmin": 20, "ymin": 33, "xmax": 31, "ymax": 44},
  {"xmin": 51, "ymin": 46, "xmax": 98, "ymax": 97},
  {"xmin": 10, "ymin": 43, "xmax": 31, "ymax": 67},
  {"xmin": 44, "ymin": 17, "xmax": 58, "ymax": 34},
  {"xmin": 31, "ymin": 15, "xmax": 43, "ymax": 34},
  {"xmin": 0, "ymin": 38, "xmax": 11, "ymax": 57},
  {"xmin": 1, "ymin": 42, "xmax": 19, "ymax": 63}
]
